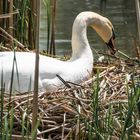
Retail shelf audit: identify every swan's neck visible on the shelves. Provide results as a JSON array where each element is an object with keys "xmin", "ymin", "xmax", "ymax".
[{"xmin": 71, "ymin": 13, "xmax": 93, "ymax": 61}]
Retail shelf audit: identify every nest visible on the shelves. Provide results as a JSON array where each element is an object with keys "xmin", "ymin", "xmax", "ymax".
[{"xmin": 1, "ymin": 58, "xmax": 140, "ymax": 140}]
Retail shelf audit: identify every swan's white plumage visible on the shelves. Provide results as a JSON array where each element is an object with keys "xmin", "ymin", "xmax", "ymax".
[{"xmin": 0, "ymin": 11, "xmax": 114, "ymax": 93}]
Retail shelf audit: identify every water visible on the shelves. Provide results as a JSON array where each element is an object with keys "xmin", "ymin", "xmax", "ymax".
[{"xmin": 40, "ymin": 0, "xmax": 139, "ymax": 58}]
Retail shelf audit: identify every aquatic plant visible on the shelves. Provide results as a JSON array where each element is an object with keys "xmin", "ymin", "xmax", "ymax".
[{"xmin": 43, "ymin": 0, "xmax": 56, "ymax": 55}]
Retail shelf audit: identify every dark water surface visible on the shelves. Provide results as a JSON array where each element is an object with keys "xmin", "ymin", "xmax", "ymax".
[{"xmin": 40, "ymin": 0, "xmax": 139, "ymax": 58}]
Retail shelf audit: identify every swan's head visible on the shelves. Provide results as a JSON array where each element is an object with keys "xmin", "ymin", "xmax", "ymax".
[{"xmin": 91, "ymin": 16, "xmax": 116, "ymax": 55}]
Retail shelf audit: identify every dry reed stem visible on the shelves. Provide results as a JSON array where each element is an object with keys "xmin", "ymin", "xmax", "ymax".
[
  {"xmin": 0, "ymin": 10, "xmax": 19, "ymax": 19},
  {"xmin": 0, "ymin": 27, "xmax": 29, "ymax": 51}
]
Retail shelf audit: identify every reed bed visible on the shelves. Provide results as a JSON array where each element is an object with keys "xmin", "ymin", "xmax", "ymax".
[
  {"xmin": 1, "ymin": 57, "xmax": 140, "ymax": 140},
  {"xmin": 0, "ymin": 1, "xmax": 140, "ymax": 139}
]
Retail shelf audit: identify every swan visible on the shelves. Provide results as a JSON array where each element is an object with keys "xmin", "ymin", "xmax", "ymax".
[{"xmin": 0, "ymin": 11, "xmax": 116, "ymax": 93}]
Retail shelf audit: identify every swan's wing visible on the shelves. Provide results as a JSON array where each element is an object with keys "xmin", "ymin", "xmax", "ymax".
[
  {"xmin": 0, "ymin": 52, "xmax": 67, "ymax": 92},
  {"xmin": 41, "ymin": 77, "xmax": 64, "ymax": 92},
  {"xmin": 39, "ymin": 54, "xmax": 69, "ymax": 79},
  {"xmin": 0, "ymin": 52, "xmax": 66, "ymax": 75}
]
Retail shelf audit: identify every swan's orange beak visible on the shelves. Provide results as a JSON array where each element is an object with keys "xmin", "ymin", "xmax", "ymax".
[
  {"xmin": 106, "ymin": 29, "xmax": 116, "ymax": 55},
  {"xmin": 106, "ymin": 37, "xmax": 116, "ymax": 55}
]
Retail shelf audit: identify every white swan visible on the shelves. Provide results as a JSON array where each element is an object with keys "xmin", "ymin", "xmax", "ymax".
[{"xmin": 0, "ymin": 11, "xmax": 116, "ymax": 93}]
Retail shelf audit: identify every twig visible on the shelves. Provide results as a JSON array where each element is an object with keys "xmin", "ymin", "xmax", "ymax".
[
  {"xmin": 0, "ymin": 10, "xmax": 19, "ymax": 19},
  {"xmin": 135, "ymin": 0, "xmax": 140, "ymax": 42},
  {"xmin": 117, "ymin": 50, "xmax": 130, "ymax": 59},
  {"xmin": 0, "ymin": 27, "xmax": 28, "ymax": 51},
  {"xmin": 62, "ymin": 113, "xmax": 66, "ymax": 139},
  {"xmin": 98, "ymin": 52, "xmax": 120, "ymax": 59},
  {"xmin": 11, "ymin": 134, "xmax": 46, "ymax": 140},
  {"xmin": 56, "ymin": 74, "xmax": 71, "ymax": 88},
  {"xmin": 37, "ymin": 123, "xmax": 68, "ymax": 135},
  {"xmin": 32, "ymin": 0, "xmax": 40, "ymax": 138}
]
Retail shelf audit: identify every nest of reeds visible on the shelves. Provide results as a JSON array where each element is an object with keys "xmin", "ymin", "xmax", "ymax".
[{"xmin": 1, "ymin": 56, "xmax": 140, "ymax": 140}]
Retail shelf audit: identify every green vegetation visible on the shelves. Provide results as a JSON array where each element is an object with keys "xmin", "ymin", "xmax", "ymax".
[
  {"xmin": 0, "ymin": 0, "xmax": 56, "ymax": 53},
  {"xmin": 43, "ymin": 0, "xmax": 56, "ymax": 55},
  {"xmin": 0, "ymin": 0, "xmax": 33, "ymax": 49}
]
